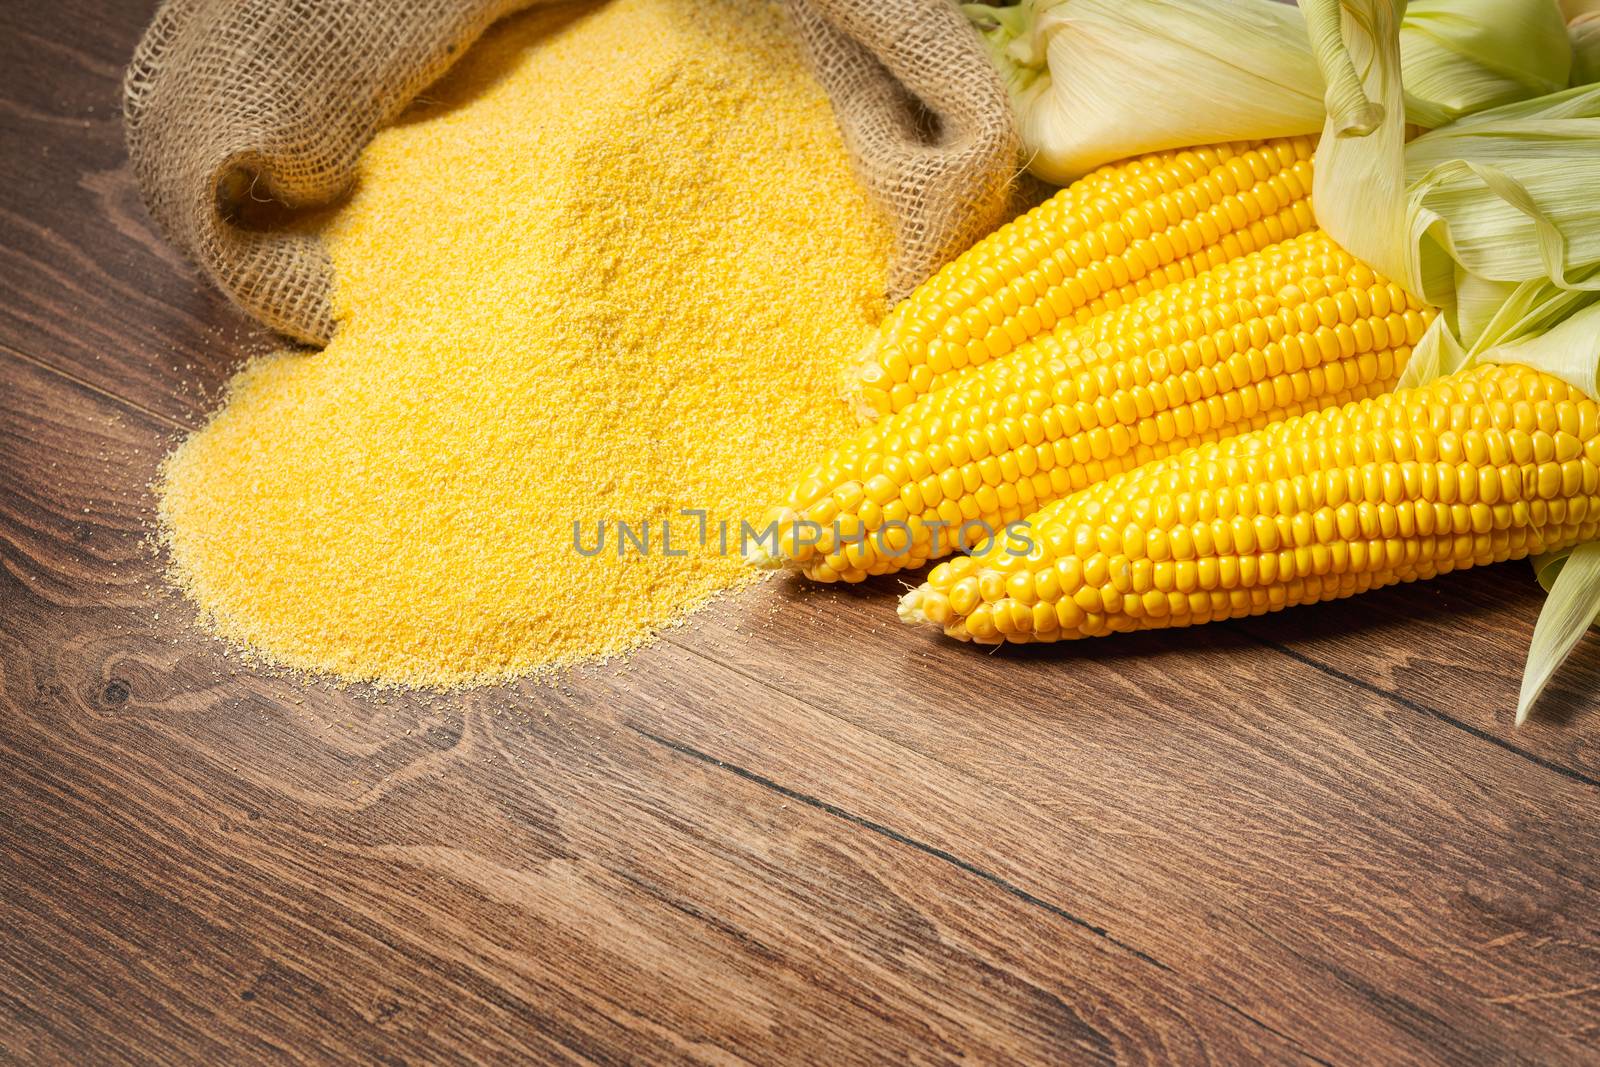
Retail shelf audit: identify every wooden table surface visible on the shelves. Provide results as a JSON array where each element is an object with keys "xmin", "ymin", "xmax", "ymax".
[{"xmin": 5, "ymin": 3, "xmax": 1600, "ymax": 1063}]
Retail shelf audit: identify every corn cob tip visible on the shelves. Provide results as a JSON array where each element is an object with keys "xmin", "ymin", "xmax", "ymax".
[
  {"xmin": 744, "ymin": 507, "xmax": 798, "ymax": 569},
  {"xmin": 898, "ymin": 584, "xmax": 977, "ymax": 641},
  {"xmin": 903, "ymin": 363, "xmax": 1600, "ymax": 652},
  {"xmin": 897, "ymin": 586, "xmax": 932, "ymax": 626},
  {"xmin": 843, "ymin": 330, "xmax": 886, "ymax": 423}
]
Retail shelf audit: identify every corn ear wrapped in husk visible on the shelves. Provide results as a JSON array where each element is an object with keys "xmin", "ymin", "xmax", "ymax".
[
  {"xmin": 965, "ymin": 0, "xmax": 1320, "ymax": 184},
  {"xmin": 965, "ymin": 0, "xmax": 1574, "ymax": 184}
]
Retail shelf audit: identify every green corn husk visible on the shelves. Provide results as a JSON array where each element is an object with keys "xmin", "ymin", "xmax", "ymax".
[
  {"xmin": 1404, "ymin": 85, "xmax": 1600, "ymax": 310},
  {"xmin": 1307, "ymin": 0, "xmax": 1600, "ymax": 723},
  {"xmin": 963, "ymin": 0, "xmax": 1323, "ymax": 184},
  {"xmin": 1400, "ymin": 0, "xmax": 1571, "ymax": 129},
  {"xmin": 964, "ymin": 0, "xmax": 1574, "ymax": 185},
  {"xmin": 1524, "ymin": 538, "xmax": 1600, "ymax": 722},
  {"xmin": 1573, "ymin": 13, "xmax": 1600, "ymax": 85}
]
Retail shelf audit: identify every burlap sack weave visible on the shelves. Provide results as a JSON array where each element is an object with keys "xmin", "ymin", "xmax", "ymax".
[
  {"xmin": 788, "ymin": 0, "xmax": 1021, "ymax": 302},
  {"xmin": 123, "ymin": 0, "xmax": 1021, "ymax": 345},
  {"xmin": 124, "ymin": 0, "xmax": 550, "ymax": 344}
]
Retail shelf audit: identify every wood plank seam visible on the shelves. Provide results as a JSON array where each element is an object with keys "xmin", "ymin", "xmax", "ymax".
[
  {"xmin": 639, "ymin": 634, "xmax": 1488, "ymax": 1065},
  {"xmin": 1191, "ymin": 992, "xmax": 1336, "ymax": 1067},
  {"xmin": 629, "ymin": 725, "xmax": 1341, "ymax": 1067},
  {"xmin": 660, "ymin": 629, "xmax": 1032, "ymax": 791},
  {"xmin": 1232, "ymin": 910, "xmax": 1463, "ymax": 1048},
  {"xmin": 1242, "ymin": 631, "xmax": 1600, "ymax": 791},
  {"xmin": 0, "ymin": 340, "xmax": 191, "ymax": 434},
  {"xmin": 629, "ymin": 727, "xmax": 1169, "ymax": 968},
  {"xmin": 667, "ymin": 589, "xmax": 1600, "ymax": 795}
]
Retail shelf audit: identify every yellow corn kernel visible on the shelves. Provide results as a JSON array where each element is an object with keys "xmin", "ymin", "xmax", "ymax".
[
  {"xmin": 901, "ymin": 363, "xmax": 1600, "ymax": 643},
  {"xmin": 762, "ymin": 229, "xmax": 1434, "ymax": 582},
  {"xmin": 852, "ymin": 137, "xmax": 1319, "ymax": 418}
]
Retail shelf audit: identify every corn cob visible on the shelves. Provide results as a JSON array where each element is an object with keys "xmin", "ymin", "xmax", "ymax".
[
  {"xmin": 900, "ymin": 363, "xmax": 1600, "ymax": 644},
  {"xmin": 756, "ymin": 229, "xmax": 1434, "ymax": 583},
  {"xmin": 853, "ymin": 136, "xmax": 1318, "ymax": 419}
]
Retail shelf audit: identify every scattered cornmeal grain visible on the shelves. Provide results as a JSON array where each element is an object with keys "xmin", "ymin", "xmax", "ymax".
[{"xmin": 159, "ymin": 0, "xmax": 891, "ymax": 688}]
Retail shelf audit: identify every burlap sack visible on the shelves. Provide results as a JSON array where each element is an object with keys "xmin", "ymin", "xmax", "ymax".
[
  {"xmin": 123, "ymin": 0, "xmax": 1021, "ymax": 345},
  {"xmin": 788, "ymin": 0, "xmax": 1022, "ymax": 302}
]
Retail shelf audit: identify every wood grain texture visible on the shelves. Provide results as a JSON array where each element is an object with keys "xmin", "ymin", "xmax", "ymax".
[{"xmin": 3, "ymin": 1, "xmax": 1600, "ymax": 1063}]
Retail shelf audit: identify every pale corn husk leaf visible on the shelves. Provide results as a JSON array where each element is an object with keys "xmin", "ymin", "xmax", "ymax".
[
  {"xmin": 964, "ymin": 0, "xmax": 1572, "ymax": 185},
  {"xmin": 1535, "ymin": 551, "xmax": 1570, "ymax": 592},
  {"xmin": 1398, "ymin": 269, "xmax": 1600, "ymax": 386},
  {"xmin": 1399, "ymin": 0, "xmax": 1571, "ymax": 130},
  {"xmin": 1309, "ymin": 6, "xmax": 1600, "ymax": 721},
  {"xmin": 963, "ymin": 0, "xmax": 1324, "ymax": 184},
  {"xmin": 1317, "ymin": 76, "xmax": 1600, "ymax": 327},
  {"xmin": 1402, "ymin": 85, "xmax": 1600, "ymax": 304},
  {"xmin": 1305, "ymin": 0, "xmax": 1411, "ymax": 289},
  {"xmin": 1396, "ymin": 312, "xmax": 1469, "ymax": 388},
  {"xmin": 1452, "ymin": 271, "xmax": 1525, "ymax": 347},
  {"xmin": 1451, "ymin": 262, "xmax": 1600, "ymax": 350},
  {"xmin": 1519, "ymin": 541, "xmax": 1600, "ymax": 724}
]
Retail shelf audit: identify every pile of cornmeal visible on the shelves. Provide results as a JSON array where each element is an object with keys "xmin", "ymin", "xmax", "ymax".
[{"xmin": 159, "ymin": 0, "xmax": 891, "ymax": 687}]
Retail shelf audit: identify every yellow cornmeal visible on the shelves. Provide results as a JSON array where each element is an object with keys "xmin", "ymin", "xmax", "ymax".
[{"xmin": 159, "ymin": 0, "xmax": 891, "ymax": 688}]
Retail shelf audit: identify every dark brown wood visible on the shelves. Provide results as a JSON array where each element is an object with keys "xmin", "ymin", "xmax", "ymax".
[{"xmin": 3, "ymin": 1, "xmax": 1600, "ymax": 1063}]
